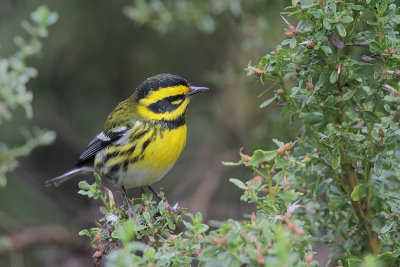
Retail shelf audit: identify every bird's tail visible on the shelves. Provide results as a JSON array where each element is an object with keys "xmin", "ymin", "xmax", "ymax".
[{"xmin": 45, "ymin": 166, "xmax": 95, "ymax": 187}]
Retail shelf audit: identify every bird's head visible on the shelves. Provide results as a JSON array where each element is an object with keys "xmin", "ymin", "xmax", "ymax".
[{"xmin": 134, "ymin": 74, "xmax": 208, "ymax": 121}]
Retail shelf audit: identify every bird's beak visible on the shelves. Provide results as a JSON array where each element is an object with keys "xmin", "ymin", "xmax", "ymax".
[{"xmin": 188, "ymin": 86, "xmax": 209, "ymax": 96}]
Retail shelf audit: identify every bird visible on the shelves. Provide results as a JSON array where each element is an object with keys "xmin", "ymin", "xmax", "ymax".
[{"xmin": 45, "ymin": 73, "xmax": 209, "ymax": 215}]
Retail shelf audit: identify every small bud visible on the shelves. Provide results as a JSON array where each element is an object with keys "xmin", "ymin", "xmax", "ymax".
[
  {"xmin": 221, "ymin": 237, "xmax": 227, "ymax": 245},
  {"xmin": 283, "ymin": 142, "xmax": 292, "ymax": 151},
  {"xmin": 306, "ymin": 82, "xmax": 314, "ymax": 91},
  {"xmin": 261, "ymin": 188, "xmax": 269, "ymax": 194},
  {"xmin": 378, "ymin": 129, "xmax": 385, "ymax": 138},
  {"xmin": 394, "ymin": 70, "xmax": 400, "ymax": 76},
  {"xmin": 284, "ymin": 31, "xmax": 294, "ymax": 38},
  {"xmin": 295, "ymin": 65, "xmax": 302, "ymax": 72},
  {"xmin": 320, "ymin": 102, "xmax": 325, "ymax": 107},
  {"xmin": 283, "ymin": 177, "xmax": 292, "ymax": 187},
  {"xmin": 296, "ymin": 228, "xmax": 305, "ymax": 235},
  {"xmin": 171, "ymin": 234, "xmax": 177, "ymax": 241},
  {"xmin": 298, "ymin": 188, "xmax": 307, "ymax": 194},
  {"xmin": 240, "ymin": 230, "xmax": 246, "ymax": 238},
  {"xmin": 277, "ymin": 88, "xmax": 285, "ymax": 95},
  {"xmin": 388, "ymin": 241, "xmax": 394, "ymax": 247},
  {"xmin": 286, "ymin": 211, "xmax": 292, "ymax": 219},
  {"xmin": 384, "ymin": 49, "xmax": 389, "ymax": 54},
  {"xmin": 294, "ymin": 29, "xmax": 301, "ymax": 35},
  {"xmin": 397, "ymin": 105, "xmax": 400, "ymax": 110},
  {"xmin": 288, "ymin": 23, "xmax": 296, "ymax": 33},
  {"xmin": 251, "ymin": 176, "xmax": 263, "ymax": 183},
  {"xmin": 212, "ymin": 237, "xmax": 221, "ymax": 245},
  {"xmin": 385, "ymin": 215, "xmax": 390, "ymax": 220},
  {"xmin": 335, "ymin": 63, "xmax": 341, "ymax": 70},
  {"xmin": 93, "ymin": 251, "xmax": 102, "ymax": 258},
  {"xmin": 276, "ymin": 147, "xmax": 284, "ymax": 155},
  {"xmin": 306, "ymin": 253, "xmax": 314, "ymax": 263},
  {"xmin": 251, "ymin": 212, "xmax": 257, "ymax": 221},
  {"xmin": 192, "ymin": 248, "xmax": 201, "ymax": 256},
  {"xmin": 287, "ymin": 222, "xmax": 296, "ymax": 232},
  {"xmin": 257, "ymin": 248, "xmax": 265, "ymax": 265},
  {"xmin": 247, "ymin": 66, "xmax": 264, "ymax": 76},
  {"xmin": 240, "ymin": 147, "xmax": 251, "ymax": 162},
  {"xmin": 376, "ymin": 141, "xmax": 383, "ymax": 148},
  {"xmin": 93, "ymin": 234, "xmax": 102, "ymax": 242},
  {"xmin": 197, "ymin": 234, "xmax": 204, "ymax": 239},
  {"xmin": 270, "ymin": 169, "xmax": 276, "ymax": 175},
  {"xmin": 274, "ymin": 48, "xmax": 280, "ymax": 55},
  {"xmin": 148, "ymin": 264, "xmax": 155, "ymax": 267}
]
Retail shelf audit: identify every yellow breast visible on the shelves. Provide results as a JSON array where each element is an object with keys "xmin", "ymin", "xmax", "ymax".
[{"xmin": 95, "ymin": 123, "xmax": 187, "ymax": 188}]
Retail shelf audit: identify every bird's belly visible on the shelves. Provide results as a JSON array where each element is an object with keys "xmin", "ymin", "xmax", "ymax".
[{"xmin": 95, "ymin": 125, "xmax": 187, "ymax": 188}]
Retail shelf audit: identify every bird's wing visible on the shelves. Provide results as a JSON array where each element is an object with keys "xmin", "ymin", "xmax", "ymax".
[{"xmin": 75, "ymin": 129, "xmax": 126, "ymax": 166}]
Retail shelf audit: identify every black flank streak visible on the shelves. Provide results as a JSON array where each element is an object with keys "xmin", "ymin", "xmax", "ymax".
[
  {"xmin": 104, "ymin": 151, "xmax": 119, "ymax": 162},
  {"xmin": 141, "ymin": 139, "xmax": 151, "ymax": 153},
  {"xmin": 123, "ymin": 160, "xmax": 129, "ymax": 171},
  {"xmin": 129, "ymin": 156, "xmax": 140, "ymax": 164},
  {"xmin": 109, "ymin": 164, "xmax": 121, "ymax": 174}
]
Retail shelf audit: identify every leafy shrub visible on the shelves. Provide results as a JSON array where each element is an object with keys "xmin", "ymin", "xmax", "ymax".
[
  {"xmin": 78, "ymin": 0, "xmax": 400, "ymax": 266},
  {"xmin": 0, "ymin": 6, "xmax": 57, "ymax": 186}
]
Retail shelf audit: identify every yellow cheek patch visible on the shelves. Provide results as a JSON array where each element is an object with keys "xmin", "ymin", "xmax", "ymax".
[{"xmin": 139, "ymin": 85, "xmax": 189, "ymax": 106}]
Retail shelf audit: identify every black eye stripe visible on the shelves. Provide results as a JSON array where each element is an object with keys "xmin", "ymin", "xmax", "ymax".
[
  {"xmin": 148, "ymin": 95, "xmax": 186, "ymax": 114},
  {"xmin": 163, "ymin": 94, "xmax": 185, "ymax": 102}
]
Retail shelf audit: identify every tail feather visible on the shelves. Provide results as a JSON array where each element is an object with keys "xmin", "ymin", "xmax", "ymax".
[{"xmin": 45, "ymin": 166, "xmax": 95, "ymax": 187}]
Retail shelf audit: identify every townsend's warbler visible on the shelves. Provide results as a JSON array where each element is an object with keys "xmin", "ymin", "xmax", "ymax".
[{"xmin": 45, "ymin": 74, "xmax": 208, "ymax": 212}]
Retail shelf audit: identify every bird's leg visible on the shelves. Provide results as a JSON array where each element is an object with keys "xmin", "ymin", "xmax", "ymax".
[
  {"xmin": 121, "ymin": 186, "xmax": 137, "ymax": 218},
  {"xmin": 147, "ymin": 186, "xmax": 181, "ymax": 213},
  {"xmin": 147, "ymin": 185, "xmax": 163, "ymax": 202}
]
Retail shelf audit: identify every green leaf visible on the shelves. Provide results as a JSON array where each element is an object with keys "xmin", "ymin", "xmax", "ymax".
[
  {"xmin": 290, "ymin": 37, "xmax": 296, "ymax": 48},
  {"xmin": 331, "ymin": 149, "xmax": 341, "ymax": 169},
  {"xmin": 336, "ymin": 24, "xmax": 346, "ymax": 37},
  {"xmin": 330, "ymin": 70, "xmax": 338, "ymax": 84},
  {"xmin": 379, "ymin": 224, "xmax": 392, "ymax": 234},
  {"xmin": 349, "ymin": 4, "xmax": 364, "ymax": 11},
  {"xmin": 299, "ymin": 112, "xmax": 324, "ymax": 125},
  {"xmin": 351, "ymin": 184, "xmax": 366, "ymax": 201},
  {"xmin": 374, "ymin": 156, "xmax": 383, "ymax": 176},
  {"xmin": 263, "ymin": 150, "xmax": 278, "ymax": 161},
  {"xmin": 221, "ymin": 161, "xmax": 243, "ymax": 166},
  {"xmin": 260, "ymin": 96, "xmax": 277, "ymax": 108},
  {"xmin": 229, "ymin": 178, "xmax": 246, "ymax": 189},
  {"xmin": 377, "ymin": 252, "xmax": 396, "ymax": 264},
  {"xmin": 342, "ymin": 90, "xmax": 356, "ymax": 101},
  {"xmin": 78, "ymin": 229, "xmax": 90, "ymax": 237},
  {"xmin": 316, "ymin": 70, "xmax": 329, "ymax": 88},
  {"xmin": 94, "ymin": 173, "xmax": 102, "ymax": 185},
  {"xmin": 340, "ymin": 16, "xmax": 354, "ymax": 23},
  {"xmin": 369, "ymin": 41, "xmax": 383, "ymax": 53},
  {"xmin": 248, "ymin": 149, "xmax": 266, "ymax": 167},
  {"xmin": 279, "ymin": 191, "xmax": 299, "ymax": 202},
  {"xmin": 321, "ymin": 46, "xmax": 332, "ymax": 54},
  {"xmin": 323, "ymin": 19, "xmax": 331, "ymax": 30},
  {"xmin": 363, "ymin": 111, "xmax": 380, "ymax": 123}
]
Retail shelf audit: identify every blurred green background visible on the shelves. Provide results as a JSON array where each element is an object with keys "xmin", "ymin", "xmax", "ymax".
[{"xmin": 0, "ymin": 0, "xmax": 300, "ymax": 265}]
